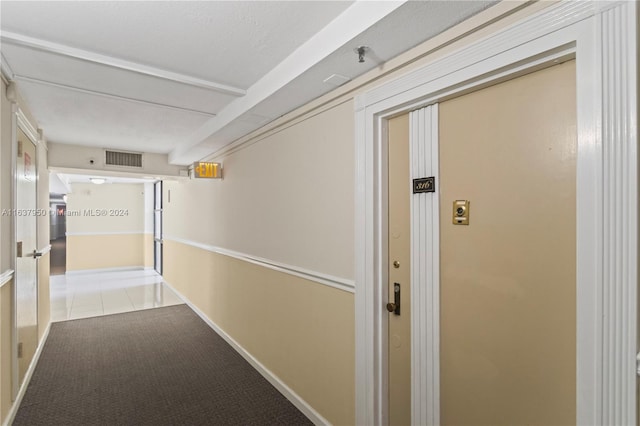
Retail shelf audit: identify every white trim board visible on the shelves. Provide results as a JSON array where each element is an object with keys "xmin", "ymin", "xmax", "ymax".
[
  {"xmin": 65, "ymin": 231, "xmax": 146, "ymax": 236},
  {"xmin": 3, "ymin": 322, "xmax": 51, "ymax": 426},
  {"xmin": 409, "ymin": 105, "xmax": 440, "ymax": 425},
  {"xmin": 65, "ymin": 266, "xmax": 145, "ymax": 275},
  {"xmin": 163, "ymin": 235, "xmax": 355, "ymax": 293},
  {"xmin": 1, "ymin": 52, "xmax": 14, "ymax": 82},
  {"xmin": 0, "ymin": 270, "xmax": 14, "ymax": 288},
  {"xmin": 354, "ymin": 1, "xmax": 637, "ymax": 425},
  {"xmin": 15, "ymin": 75, "xmax": 217, "ymax": 117},
  {"xmin": 38, "ymin": 244, "xmax": 51, "ymax": 256},
  {"xmin": 16, "ymin": 108, "xmax": 39, "ymax": 147},
  {"xmin": 163, "ymin": 280, "xmax": 330, "ymax": 426}
]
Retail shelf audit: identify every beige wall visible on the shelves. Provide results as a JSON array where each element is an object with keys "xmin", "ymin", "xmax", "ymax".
[
  {"xmin": 163, "ymin": 100, "xmax": 356, "ymax": 423},
  {"xmin": 66, "ymin": 183, "xmax": 144, "ymax": 234},
  {"xmin": 66, "ymin": 183, "xmax": 146, "ymax": 271},
  {"xmin": 163, "ymin": 240, "xmax": 355, "ymax": 425},
  {"xmin": 67, "ymin": 234, "xmax": 144, "ymax": 271},
  {"xmin": 164, "ymin": 99, "xmax": 355, "ymax": 280},
  {"xmin": 144, "ymin": 234, "xmax": 154, "ymax": 269},
  {"xmin": 160, "ymin": 2, "xmax": 561, "ymax": 423}
]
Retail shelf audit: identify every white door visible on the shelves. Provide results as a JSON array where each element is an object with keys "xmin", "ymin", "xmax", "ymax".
[{"xmin": 15, "ymin": 127, "xmax": 39, "ymax": 388}]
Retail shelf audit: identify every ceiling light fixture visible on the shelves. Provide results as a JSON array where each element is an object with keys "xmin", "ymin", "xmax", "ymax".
[{"xmin": 90, "ymin": 178, "xmax": 106, "ymax": 185}]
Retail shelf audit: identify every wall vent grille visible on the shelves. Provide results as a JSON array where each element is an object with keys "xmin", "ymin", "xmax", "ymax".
[{"xmin": 105, "ymin": 150, "xmax": 143, "ymax": 168}]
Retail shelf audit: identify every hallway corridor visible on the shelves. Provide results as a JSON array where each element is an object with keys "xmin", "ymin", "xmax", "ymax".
[
  {"xmin": 49, "ymin": 237, "xmax": 66, "ymax": 276},
  {"xmin": 0, "ymin": 2, "xmax": 637, "ymax": 424},
  {"xmin": 51, "ymin": 270, "xmax": 183, "ymax": 322},
  {"xmin": 15, "ymin": 304, "xmax": 310, "ymax": 425}
]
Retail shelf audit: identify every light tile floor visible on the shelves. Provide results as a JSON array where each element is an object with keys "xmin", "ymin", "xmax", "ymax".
[{"xmin": 50, "ymin": 269, "xmax": 184, "ymax": 322}]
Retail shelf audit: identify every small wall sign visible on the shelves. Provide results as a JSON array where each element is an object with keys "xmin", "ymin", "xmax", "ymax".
[
  {"xmin": 413, "ymin": 177, "xmax": 435, "ymax": 194},
  {"xmin": 193, "ymin": 162, "xmax": 222, "ymax": 179}
]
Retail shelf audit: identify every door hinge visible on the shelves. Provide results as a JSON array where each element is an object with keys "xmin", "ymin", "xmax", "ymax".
[
  {"xmin": 17, "ymin": 140, "xmax": 22, "ymax": 157},
  {"xmin": 17, "ymin": 342, "xmax": 23, "ymax": 358},
  {"xmin": 16, "ymin": 241, "xmax": 22, "ymax": 258}
]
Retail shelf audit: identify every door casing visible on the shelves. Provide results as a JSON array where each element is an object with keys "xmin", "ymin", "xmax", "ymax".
[
  {"xmin": 354, "ymin": 2, "xmax": 638, "ymax": 425},
  {"xmin": 11, "ymin": 107, "xmax": 41, "ymax": 399}
]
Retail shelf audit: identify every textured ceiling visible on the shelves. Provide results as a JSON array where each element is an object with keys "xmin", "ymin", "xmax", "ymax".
[
  {"xmin": 1, "ymin": 1, "xmax": 497, "ymax": 165},
  {"xmin": 1, "ymin": 1, "xmax": 353, "ymax": 88}
]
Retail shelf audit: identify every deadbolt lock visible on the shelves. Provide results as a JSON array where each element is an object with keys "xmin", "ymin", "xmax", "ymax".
[
  {"xmin": 393, "ymin": 260, "xmax": 400, "ymax": 269},
  {"xmin": 386, "ymin": 283, "xmax": 401, "ymax": 315},
  {"xmin": 452, "ymin": 200, "xmax": 470, "ymax": 225}
]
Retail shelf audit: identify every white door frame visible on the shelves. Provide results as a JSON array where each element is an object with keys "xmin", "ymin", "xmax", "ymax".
[{"xmin": 354, "ymin": 2, "xmax": 637, "ymax": 425}]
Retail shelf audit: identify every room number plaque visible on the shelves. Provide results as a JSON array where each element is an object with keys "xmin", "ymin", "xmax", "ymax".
[{"xmin": 413, "ymin": 177, "xmax": 435, "ymax": 194}]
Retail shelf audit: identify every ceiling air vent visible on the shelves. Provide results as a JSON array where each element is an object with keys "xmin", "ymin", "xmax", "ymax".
[{"xmin": 105, "ymin": 150, "xmax": 143, "ymax": 168}]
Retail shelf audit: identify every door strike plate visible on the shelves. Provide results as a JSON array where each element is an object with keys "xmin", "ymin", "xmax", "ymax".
[{"xmin": 452, "ymin": 200, "xmax": 470, "ymax": 225}]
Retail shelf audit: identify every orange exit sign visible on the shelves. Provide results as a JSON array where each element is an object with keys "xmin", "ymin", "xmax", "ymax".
[{"xmin": 193, "ymin": 162, "xmax": 222, "ymax": 179}]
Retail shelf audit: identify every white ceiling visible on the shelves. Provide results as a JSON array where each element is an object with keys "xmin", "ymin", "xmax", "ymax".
[
  {"xmin": 58, "ymin": 173, "xmax": 154, "ymax": 185},
  {"xmin": 1, "ymin": 1, "xmax": 496, "ymax": 165}
]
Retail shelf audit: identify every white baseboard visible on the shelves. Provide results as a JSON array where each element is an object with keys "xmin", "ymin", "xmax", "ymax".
[
  {"xmin": 164, "ymin": 281, "xmax": 330, "ymax": 426},
  {"xmin": 65, "ymin": 266, "xmax": 145, "ymax": 275},
  {"xmin": 4, "ymin": 322, "xmax": 51, "ymax": 426}
]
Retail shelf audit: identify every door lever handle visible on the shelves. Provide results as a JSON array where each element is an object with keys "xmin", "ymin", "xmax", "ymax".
[
  {"xmin": 31, "ymin": 250, "xmax": 42, "ymax": 259},
  {"xmin": 386, "ymin": 283, "xmax": 401, "ymax": 315}
]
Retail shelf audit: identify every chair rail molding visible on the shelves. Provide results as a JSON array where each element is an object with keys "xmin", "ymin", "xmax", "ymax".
[
  {"xmin": 0, "ymin": 269, "xmax": 14, "ymax": 288},
  {"xmin": 353, "ymin": 1, "xmax": 637, "ymax": 425},
  {"xmin": 163, "ymin": 235, "xmax": 355, "ymax": 293}
]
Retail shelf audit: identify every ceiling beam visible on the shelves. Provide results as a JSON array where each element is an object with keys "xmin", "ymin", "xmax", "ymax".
[
  {"xmin": 169, "ymin": 0, "xmax": 408, "ymax": 165},
  {"xmin": 15, "ymin": 75, "xmax": 216, "ymax": 117},
  {"xmin": 1, "ymin": 53, "xmax": 15, "ymax": 83},
  {"xmin": 1, "ymin": 31, "xmax": 247, "ymax": 97}
]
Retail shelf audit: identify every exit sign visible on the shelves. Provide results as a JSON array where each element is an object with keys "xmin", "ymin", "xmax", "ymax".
[{"xmin": 193, "ymin": 162, "xmax": 222, "ymax": 179}]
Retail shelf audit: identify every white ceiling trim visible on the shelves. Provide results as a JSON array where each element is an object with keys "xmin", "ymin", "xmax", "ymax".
[
  {"xmin": 1, "ymin": 30, "xmax": 247, "ymax": 97},
  {"xmin": 15, "ymin": 75, "xmax": 216, "ymax": 117},
  {"xmin": 169, "ymin": 0, "xmax": 408, "ymax": 165}
]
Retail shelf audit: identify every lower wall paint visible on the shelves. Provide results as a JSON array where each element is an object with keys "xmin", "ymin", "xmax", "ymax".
[
  {"xmin": 163, "ymin": 240, "xmax": 355, "ymax": 425},
  {"xmin": 38, "ymin": 254, "xmax": 50, "ymax": 341},
  {"xmin": 1, "ymin": 280, "xmax": 12, "ymax": 423},
  {"xmin": 67, "ymin": 234, "xmax": 144, "ymax": 271},
  {"xmin": 144, "ymin": 234, "xmax": 154, "ymax": 269}
]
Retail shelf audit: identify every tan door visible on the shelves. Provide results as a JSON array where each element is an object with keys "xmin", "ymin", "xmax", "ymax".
[
  {"xmin": 388, "ymin": 113, "xmax": 411, "ymax": 425},
  {"xmin": 15, "ymin": 128, "xmax": 39, "ymax": 386},
  {"xmin": 439, "ymin": 60, "xmax": 577, "ymax": 424}
]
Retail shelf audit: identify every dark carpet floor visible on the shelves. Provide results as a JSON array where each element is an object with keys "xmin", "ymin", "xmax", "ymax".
[{"xmin": 14, "ymin": 305, "xmax": 312, "ymax": 426}]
